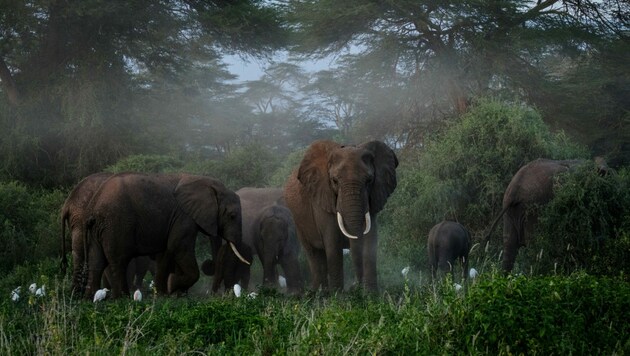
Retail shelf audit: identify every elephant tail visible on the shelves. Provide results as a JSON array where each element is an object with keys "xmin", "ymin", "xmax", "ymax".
[
  {"xmin": 60, "ymin": 207, "xmax": 69, "ymax": 274},
  {"xmin": 484, "ymin": 206, "xmax": 509, "ymax": 244}
]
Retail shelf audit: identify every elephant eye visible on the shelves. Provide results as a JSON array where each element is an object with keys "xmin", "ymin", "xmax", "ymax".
[
  {"xmin": 366, "ymin": 174, "xmax": 374, "ymax": 184},
  {"xmin": 331, "ymin": 176, "xmax": 339, "ymax": 186}
]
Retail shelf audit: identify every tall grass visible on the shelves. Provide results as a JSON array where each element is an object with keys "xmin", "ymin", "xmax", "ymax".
[{"xmin": 1, "ymin": 258, "xmax": 628, "ymax": 355}]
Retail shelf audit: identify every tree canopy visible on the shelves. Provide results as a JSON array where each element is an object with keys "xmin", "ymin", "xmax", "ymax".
[{"xmin": 0, "ymin": 0, "xmax": 627, "ymax": 187}]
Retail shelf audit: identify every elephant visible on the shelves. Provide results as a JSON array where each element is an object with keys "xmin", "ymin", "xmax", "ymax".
[
  {"xmin": 201, "ymin": 242, "xmax": 252, "ymax": 294},
  {"xmin": 284, "ymin": 140, "xmax": 398, "ymax": 292},
  {"xmin": 202, "ymin": 187, "xmax": 304, "ymax": 294},
  {"xmin": 486, "ymin": 157, "xmax": 610, "ymax": 272},
  {"xmin": 60, "ymin": 172, "xmax": 113, "ymax": 295},
  {"xmin": 250, "ymin": 204, "xmax": 304, "ymax": 294},
  {"xmin": 84, "ymin": 172, "xmax": 250, "ymax": 299},
  {"xmin": 427, "ymin": 221, "xmax": 471, "ymax": 282}
]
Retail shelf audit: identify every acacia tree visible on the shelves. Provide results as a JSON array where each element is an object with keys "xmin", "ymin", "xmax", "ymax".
[
  {"xmin": 0, "ymin": 0, "xmax": 286, "ymax": 186},
  {"xmin": 286, "ymin": 0, "xmax": 629, "ymax": 158}
]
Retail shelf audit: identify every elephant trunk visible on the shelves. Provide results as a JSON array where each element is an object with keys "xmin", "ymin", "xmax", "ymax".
[{"xmin": 336, "ymin": 186, "xmax": 371, "ymax": 239}]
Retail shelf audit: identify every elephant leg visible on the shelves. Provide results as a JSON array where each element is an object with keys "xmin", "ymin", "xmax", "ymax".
[
  {"xmin": 362, "ymin": 233, "xmax": 378, "ymax": 292},
  {"xmin": 108, "ymin": 260, "xmax": 131, "ymax": 298},
  {"xmin": 168, "ymin": 248, "xmax": 200, "ymax": 295},
  {"xmin": 323, "ymin": 240, "xmax": 344, "ymax": 291},
  {"xmin": 304, "ymin": 246, "xmax": 327, "ymax": 291},
  {"xmin": 155, "ymin": 252, "xmax": 171, "ymax": 295},
  {"xmin": 85, "ymin": 245, "xmax": 107, "ymax": 300},
  {"xmin": 502, "ymin": 219, "xmax": 521, "ymax": 273},
  {"xmin": 280, "ymin": 255, "xmax": 303, "ymax": 295},
  {"xmin": 349, "ymin": 238, "xmax": 364, "ymax": 287},
  {"xmin": 102, "ymin": 267, "xmax": 112, "ymax": 289},
  {"xmin": 262, "ymin": 253, "xmax": 278, "ymax": 288}
]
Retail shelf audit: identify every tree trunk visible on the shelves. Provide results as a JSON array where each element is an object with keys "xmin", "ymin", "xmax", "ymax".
[{"xmin": 0, "ymin": 57, "xmax": 19, "ymax": 106}]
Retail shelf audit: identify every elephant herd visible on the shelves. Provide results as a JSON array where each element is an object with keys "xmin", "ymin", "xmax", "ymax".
[{"xmin": 59, "ymin": 139, "xmax": 608, "ymax": 299}]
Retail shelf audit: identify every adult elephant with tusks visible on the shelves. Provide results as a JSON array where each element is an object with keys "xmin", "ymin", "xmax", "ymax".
[
  {"xmin": 284, "ymin": 140, "xmax": 398, "ymax": 293},
  {"xmin": 485, "ymin": 157, "xmax": 611, "ymax": 272},
  {"xmin": 84, "ymin": 172, "xmax": 250, "ymax": 299}
]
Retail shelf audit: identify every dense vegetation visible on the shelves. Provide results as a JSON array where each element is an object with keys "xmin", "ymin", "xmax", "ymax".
[
  {"xmin": 1, "ymin": 0, "xmax": 628, "ymax": 353},
  {"xmin": 1, "ymin": 271, "xmax": 628, "ymax": 354}
]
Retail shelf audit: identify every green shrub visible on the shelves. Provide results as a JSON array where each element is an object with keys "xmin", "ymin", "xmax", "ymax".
[
  {"xmin": 267, "ymin": 148, "xmax": 307, "ymax": 188},
  {"xmin": 105, "ymin": 154, "xmax": 183, "ymax": 173},
  {"xmin": 381, "ymin": 98, "xmax": 587, "ymax": 266},
  {"xmin": 464, "ymin": 273, "xmax": 630, "ymax": 354},
  {"xmin": 0, "ymin": 182, "xmax": 65, "ymax": 273},
  {"xmin": 208, "ymin": 144, "xmax": 280, "ymax": 190},
  {"xmin": 534, "ymin": 166, "xmax": 630, "ymax": 276}
]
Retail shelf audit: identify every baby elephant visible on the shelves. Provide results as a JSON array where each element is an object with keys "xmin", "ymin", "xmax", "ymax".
[{"xmin": 427, "ymin": 221, "xmax": 471, "ymax": 281}]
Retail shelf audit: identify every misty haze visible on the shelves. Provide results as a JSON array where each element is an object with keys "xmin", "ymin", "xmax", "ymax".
[{"xmin": 0, "ymin": 1, "xmax": 628, "ymax": 354}]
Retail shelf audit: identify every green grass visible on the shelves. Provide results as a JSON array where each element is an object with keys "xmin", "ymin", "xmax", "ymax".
[{"xmin": 1, "ymin": 259, "xmax": 628, "ymax": 355}]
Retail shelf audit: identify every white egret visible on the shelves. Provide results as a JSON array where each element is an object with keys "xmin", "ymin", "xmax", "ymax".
[
  {"xmin": 133, "ymin": 289, "xmax": 142, "ymax": 302},
  {"xmin": 93, "ymin": 288, "xmax": 109, "ymax": 302},
  {"xmin": 454, "ymin": 283, "xmax": 463, "ymax": 291},
  {"xmin": 29, "ymin": 283, "xmax": 37, "ymax": 294},
  {"xmin": 10, "ymin": 286, "xmax": 20, "ymax": 302},
  {"xmin": 401, "ymin": 266, "xmax": 410, "ymax": 278},
  {"xmin": 278, "ymin": 275, "xmax": 287, "ymax": 288},
  {"xmin": 469, "ymin": 268, "xmax": 478, "ymax": 279},
  {"xmin": 233, "ymin": 284, "xmax": 242, "ymax": 297},
  {"xmin": 35, "ymin": 285, "xmax": 45, "ymax": 297}
]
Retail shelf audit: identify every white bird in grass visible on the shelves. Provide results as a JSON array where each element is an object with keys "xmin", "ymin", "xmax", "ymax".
[
  {"xmin": 469, "ymin": 268, "xmax": 478, "ymax": 279},
  {"xmin": 278, "ymin": 275, "xmax": 287, "ymax": 288},
  {"xmin": 29, "ymin": 283, "xmax": 37, "ymax": 294},
  {"xmin": 233, "ymin": 284, "xmax": 242, "ymax": 297},
  {"xmin": 10, "ymin": 286, "xmax": 21, "ymax": 302},
  {"xmin": 401, "ymin": 266, "xmax": 410, "ymax": 278},
  {"xmin": 133, "ymin": 289, "xmax": 142, "ymax": 302},
  {"xmin": 93, "ymin": 288, "xmax": 109, "ymax": 302},
  {"xmin": 454, "ymin": 283, "xmax": 463, "ymax": 291},
  {"xmin": 35, "ymin": 285, "xmax": 45, "ymax": 297}
]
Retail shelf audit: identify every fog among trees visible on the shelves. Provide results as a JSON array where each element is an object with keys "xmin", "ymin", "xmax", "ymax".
[{"xmin": 1, "ymin": 0, "xmax": 628, "ymax": 187}]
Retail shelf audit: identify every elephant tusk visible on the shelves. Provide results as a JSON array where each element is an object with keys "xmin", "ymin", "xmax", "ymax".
[
  {"xmin": 363, "ymin": 212, "xmax": 371, "ymax": 235},
  {"xmin": 337, "ymin": 212, "xmax": 358, "ymax": 239},
  {"xmin": 230, "ymin": 242, "xmax": 251, "ymax": 265}
]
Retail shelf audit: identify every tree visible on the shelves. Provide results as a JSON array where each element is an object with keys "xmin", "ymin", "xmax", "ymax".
[
  {"xmin": 0, "ymin": 0, "xmax": 287, "ymax": 186},
  {"xmin": 286, "ymin": 0, "xmax": 629, "ymax": 160}
]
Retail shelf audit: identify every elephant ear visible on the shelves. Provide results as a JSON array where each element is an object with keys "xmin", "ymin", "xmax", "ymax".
[
  {"xmin": 360, "ymin": 141, "xmax": 399, "ymax": 213},
  {"xmin": 297, "ymin": 140, "xmax": 341, "ymax": 213},
  {"xmin": 174, "ymin": 175, "xmax": 219, "ymax": 237}
]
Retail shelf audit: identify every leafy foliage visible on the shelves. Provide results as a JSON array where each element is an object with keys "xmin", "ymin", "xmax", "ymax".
[
  {"xmin": 0, "ymin": 182, "xmax": 65, "ymax": 274},
  {"xmin": 0, "ymin": 267, "xmax": 628, "ymax": 354},
  {"xmin": 534, "ymin": 166, "xmax": 630, "ymax": 275},
  {"xmin": 380, "ymin": 99, "xmax": 587, "ymax": 264},
  {"xmin": 105, "ymin": 154, "xmax": 184, "ymax": 174}
]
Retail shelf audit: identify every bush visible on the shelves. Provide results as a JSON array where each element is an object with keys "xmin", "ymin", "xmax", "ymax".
[
  {"xmin": 0, "ymin": 182, "xmax": 65, "ymax": 273},
  {"xmin": 105, "ymin": 154, "xmax": 183, "ymax": 173},
  {"xmin": 534, "ymin": 166, "xmax": 630, "ymax": 276},
  {"xmin": 208, "ymin": 145, "xmax": 280, "ymax": 190},
  {"xmin": 464, "ymin": 273, "xmax": 630, "ymax": 354},
  {"xmin": 380, "ymin": 98, "xmax": 587, "ymax": 266}
]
